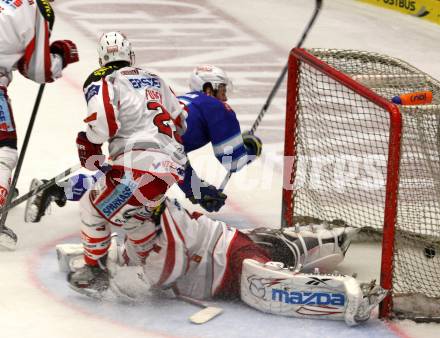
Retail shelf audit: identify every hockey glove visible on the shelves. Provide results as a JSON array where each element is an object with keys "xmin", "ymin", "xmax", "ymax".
[
  {"xmin": 76, "ymin": 132, "xmax": 105, "ymax": 171},
  {"xmin": 50, "ymin": 40, "xmax": 79, "ymax": 68},
  {"xmin": 242, "ymin": 132, "xmax": 262, "ymax": 157},
  {"xmin": 189, "ymin": 183, "xmax": 227, "ymax": 213}
]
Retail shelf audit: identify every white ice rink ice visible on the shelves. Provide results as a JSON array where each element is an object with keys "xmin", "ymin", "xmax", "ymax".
[{"xmin": 1, "ymin": 0, "xmax": 440, "ymax": 337}]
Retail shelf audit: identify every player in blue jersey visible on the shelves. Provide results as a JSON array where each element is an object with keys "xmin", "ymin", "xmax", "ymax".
[
  {"xmin": 24, "ymin": 64, "xmax": 263, "ymax": 222},
  {"xmin": 178, "ymin": 65, "xmax": 262, "ymax": 211}
]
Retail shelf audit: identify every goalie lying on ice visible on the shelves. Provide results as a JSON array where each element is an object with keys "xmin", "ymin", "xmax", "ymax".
[{"xmin": 58, "ymin": 198, "xmax": 386, "ymax": 326}]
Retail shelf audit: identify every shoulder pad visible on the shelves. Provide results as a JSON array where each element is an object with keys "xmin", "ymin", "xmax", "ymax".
[
  {"xmin": 36, "ymin": 0, "xmax": 55, "ymax": 30},
  {"xmin": 83, "ymin": 65, "xmax": 118, "ymax": 89}
]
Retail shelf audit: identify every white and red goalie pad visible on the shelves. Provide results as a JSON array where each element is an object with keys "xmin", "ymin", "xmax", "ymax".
[{"xmin": 240, "ymin": 259, "xmax": 386, "ymax": 326}]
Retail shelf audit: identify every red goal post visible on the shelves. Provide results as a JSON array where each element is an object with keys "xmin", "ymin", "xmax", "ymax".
[{"xmin": 282, "ymin": 48, "xmax": 440, "ymax": 320}]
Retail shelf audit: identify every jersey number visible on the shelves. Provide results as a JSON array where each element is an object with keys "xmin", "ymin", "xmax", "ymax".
[{"xmin": 147, "ymin": 101, "xmax": 182, "ymax": 143}]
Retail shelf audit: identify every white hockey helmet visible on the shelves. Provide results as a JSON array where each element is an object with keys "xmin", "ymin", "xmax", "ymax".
[
  {"xmin": 189, "ymin": 65, "xmax": 232, "ymax": 93},
  {"xmin": 97, "ymin": 31, "xmax": 135, "ymax": 67}
]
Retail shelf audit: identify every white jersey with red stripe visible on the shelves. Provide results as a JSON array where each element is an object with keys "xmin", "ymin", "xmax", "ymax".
[
  {"xmin": 82, "ymin": 63, "xmax": 187, "ymax": 167},
  {"xmin": 121, "ymin": 198, "xmax": 239, "ymax": 299},
  {"xmin": 0, "ymin": 0, "xmax": 63, "ymax": 83}
]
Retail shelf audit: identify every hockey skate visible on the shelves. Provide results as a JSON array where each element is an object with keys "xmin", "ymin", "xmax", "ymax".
[
  {"xmin": 68, "ymin": 263, "xmax": 110, "ymax": 299},
  {"xmin": 0, "ymin": 225, "xmax": 17, "ymax": 250},
  {"xmin": 24, "ymin": 178, "xmax": 66, "ymax": 223},
  {"xmin": 355, "ymin": 280, "xmax": 388, "ymax": 323},
  {"xmin": 0, "ymin": 188, "xmax": 20, "ymax": 250}
]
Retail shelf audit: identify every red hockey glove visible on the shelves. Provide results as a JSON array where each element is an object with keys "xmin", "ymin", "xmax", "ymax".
[
  {"xmin": 50, "ymin": 40, "xmax": 79, "ymax": 68},
  {"xmin": 76, "ymin": 132, "xmax": 105, "ymax": 170}
]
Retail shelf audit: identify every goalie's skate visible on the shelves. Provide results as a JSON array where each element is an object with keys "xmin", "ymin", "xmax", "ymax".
[
  {"xmin": 355, "ymin": 280, "xmax": 388, "ymax": 323},
  {"xmin": 0, "ymin": 226, "xmax": 17, "ymax": 250},
  {"xmin": 25, "ymin": 178, "xmax": 66, "ymax": 223},
  {"xmin": 68, "ymin": 264, "xmax": 110, "ymax": 299}
]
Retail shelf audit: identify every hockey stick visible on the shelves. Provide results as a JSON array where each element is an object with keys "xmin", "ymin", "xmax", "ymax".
[
  {"xmin": 5, "ymin": 163, "xmax": 81, "ymax": 214},
  {"xmin": 218, "ymin": 0, "xmax": 323, "ymax": 193},
  {"xmin": 172, "ymin": 287, "xmax": 223, "ymax": 324},
  {"xmin": 0, "ymin": 84, "xmax": 46, "ymax": 250}
]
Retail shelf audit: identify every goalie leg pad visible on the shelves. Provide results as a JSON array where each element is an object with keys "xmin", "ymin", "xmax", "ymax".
[
  {"xmin": 240, "ymin": 259, "xmax": 386, "ymax": 326},
  {"xmin": 56, "ymin": 233, "xmax": 121, "ymax": 273},
  {"xmin": 56, "ymin": 243, "xmax": 84, "ymax": 273}
]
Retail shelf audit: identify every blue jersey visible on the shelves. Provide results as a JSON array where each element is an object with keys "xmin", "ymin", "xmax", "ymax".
[{"xmin": 178, "ymin": 91, "xmax": 250, "ymax": 172}]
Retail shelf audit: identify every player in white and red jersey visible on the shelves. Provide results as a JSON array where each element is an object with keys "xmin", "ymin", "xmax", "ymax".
[
  {"xmin": 72, "ymin": 32, "xmax": 187, "ymax": 275},
  {"xmin": 64, "ymin": 196, "xmax": 385, "ymax": 326},
  {"xmin": 0, "ymin": 0, "xmax": 78, "ymax": 207}
]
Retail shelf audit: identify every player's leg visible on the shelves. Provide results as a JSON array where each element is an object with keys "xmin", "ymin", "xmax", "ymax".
[
  {"xmin": 0, "ymin": 85, "xmax": 18, "ymax": 208},
  {"xmin": 213, "ymin": 231, "xmax": 271, "ymax": 299},
  {"xmin": 240, "ymin": 259, "xmax": 387, "ymax": 326},
  {"xmin": 67, "ymin": 167, "xmax": 128, "ymax": 292},
  {"xmin": 67, "ymin": 189, "xmax": 111, "ymax": 293},
  {"xmin": 68, "ymin": 165, "xmax": 171, "ymax": 295},
  {"xmin": 243, "ymin": 220, "xmax": 359, "ymax": 273}
]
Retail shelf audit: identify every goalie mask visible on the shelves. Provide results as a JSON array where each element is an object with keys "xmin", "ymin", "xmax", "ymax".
[
  {"xmin": 97, "ymin": 31, "xmax": 135, "ymax": 67},
  {"xmin": 189, "ymin": 65, "xmax": 233, "ymax": 101}
]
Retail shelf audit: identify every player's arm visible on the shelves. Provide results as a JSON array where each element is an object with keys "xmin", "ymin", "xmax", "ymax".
[
  {"xmin": 162, "ymin": 83, "xmax": 188, "ymax": 138},
  {"xmin": 178, "ymin": 161, "xmax": 227, "ymax": 212},
  {"xmin": 83, "ymin": 73, "xmax": 120, "ymax": 144},
  {"xmin": 17, "ymin": 0, "xmax": 78, "ymax": 83},
  {"xmin": 208, "ymin": 102, "xmax": 262, "ymax": 173}
]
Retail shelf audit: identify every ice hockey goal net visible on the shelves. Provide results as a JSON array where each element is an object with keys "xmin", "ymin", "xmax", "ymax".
[{"xmin": 282, "ymin": 48, "xmax": 440, "ymax": 321}]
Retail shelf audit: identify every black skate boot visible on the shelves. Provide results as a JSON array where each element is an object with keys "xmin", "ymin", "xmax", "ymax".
[{"xmin": 24, "ymin": 178, "xmax": 67, "ymax": 223}]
